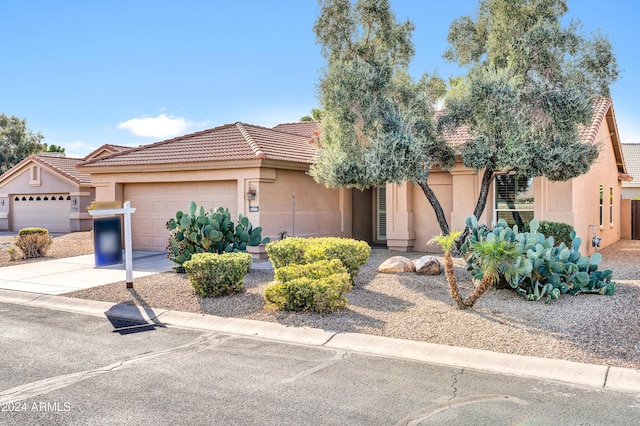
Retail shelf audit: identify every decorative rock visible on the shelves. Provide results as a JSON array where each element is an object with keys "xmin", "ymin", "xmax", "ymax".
[
  {"xmin": 378, "ymin": 256, "xmax": 416, "ymax": 273},
  {"xmin": 412, "ymin": 255, "xmax": 442, "ymax": 275}
]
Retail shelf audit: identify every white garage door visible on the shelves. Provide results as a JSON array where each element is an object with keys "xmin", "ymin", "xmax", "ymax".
[
  {"xmin": 12, "ymin": 194, "xmax": 71, "ymax": 232},
  {"xmin": 124, "ymin": 181, "xmax": 238, "ymax": 251}
]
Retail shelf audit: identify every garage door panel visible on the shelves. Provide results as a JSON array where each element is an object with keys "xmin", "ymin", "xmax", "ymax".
[
  {"xmin": 12, "ymin": 194, "xmax": 70, "ymax": 232},
  {"xmin": 124, "ymin": 181, "xmax": 238, "ymax": 251}
]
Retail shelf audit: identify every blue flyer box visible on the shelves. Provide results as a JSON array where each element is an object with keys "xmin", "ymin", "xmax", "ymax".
[{"xmin": 93, "ymin": 216, "xmax": 123, "ymax": 266}]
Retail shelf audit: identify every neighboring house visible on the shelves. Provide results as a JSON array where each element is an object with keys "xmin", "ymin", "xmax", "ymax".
[
  {"xmin": 0, "ymin": 145, "xmax": 131, "ymax": 233},
  {"xmin": 76, "ymin": 98, "xmax": 629, "ymax": 256},
  {"xmin": 621, "ymin": 143, "xmax": 640, "ymax": 199}
]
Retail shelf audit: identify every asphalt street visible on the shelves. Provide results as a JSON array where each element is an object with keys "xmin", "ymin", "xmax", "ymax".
[{"xmin": 1, "ymin": 302, "xmax": 639, "ymax": 425}]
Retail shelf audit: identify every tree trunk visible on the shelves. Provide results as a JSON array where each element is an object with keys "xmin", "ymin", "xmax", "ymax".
[
  {"xmin": 443, "ymin": 251, "xmax": 466, "ymax": 309},
  {"xmin": 463, "ymin": 275, "xmax": 493, "ymax": 308},
  {"xmin": 455, "ymin": 168, "xmax": 494, "ymax": 252},
  {"xmin": 473, "ymin": 168, "xmax": 495, "ymax": 220},
  {"xmin": 418, "ymin": 164, "xmax": 450, "ymax": 235}
]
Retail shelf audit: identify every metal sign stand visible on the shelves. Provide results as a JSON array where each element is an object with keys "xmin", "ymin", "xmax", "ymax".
[{"xmin": 88, "ymin": 201, "xmax": 137, "ymax": 288}]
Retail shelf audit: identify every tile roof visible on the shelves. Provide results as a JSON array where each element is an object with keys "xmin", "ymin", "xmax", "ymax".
[
  {"xmin": 0, "ymin": 154, "xmax": 90, "ymax": 185},
  {"xmin": 33, "ymin": 155, "xmax": 92, "ymax": 184},
  {"xmin": 272, "ymin": 121, "xmax": 319, "ymax": 138},
  {"xmin": 578, "ymin": 97, "xmax": 611, "ymax": 144},
  {"xmin": 621, "ymin": 144, "xmax": 640, "ymax": 183},
  {"xmin": 437, "ymin": 97, "xmax": 613, "ymax": 147},
  {"xmin": 78, "ymin": 122, "xmax": 316, "ymax": 168},
  {"xmin": 83, "ymin": 143, "xmax": 133, "ymax": 161}
]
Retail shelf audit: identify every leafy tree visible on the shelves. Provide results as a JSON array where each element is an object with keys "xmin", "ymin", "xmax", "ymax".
[
  {"xmin": 309, "ymin": 0, "xmax": 455, "ymax": 232},
  {"xmin": 310, "ymin": 0, "xmax": 619, "ymax": 241},
  {"xmin": 439, "ymin": 0, "xmax": 620, "ymax": 237},
  {"xmin": 300, "ymin": 108, "xmax": 324, "ymax": 122},
  {"xmin": 44, "ymin": 144, "xmax": 65, "ymax": 154},
  {"xmin": 0, "ymin": 114, "xmax": 46, "ymax": 174}
]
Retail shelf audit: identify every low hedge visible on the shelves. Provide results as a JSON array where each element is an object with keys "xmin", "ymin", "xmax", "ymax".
[
  {"xmin": 266, "ymin": 237, "xmax": 370, "ymax": 281},
  {"xmin": 264, "ymin": 237, "xmax": 310, "ymax": 269},
  {"xmin": 14, "ymin": 227, "xmax": 53, "ymax": 259},
  {"xmin": 183, "ymin": 252, "xmax": 251, "ymax": 297},
  {"xmin": 274, "ymin": 259, "xmax": 348, "ymax": 283},
  {"xmin": 264, "ymin": 272, "xmax": 352, "ymax": 313}
]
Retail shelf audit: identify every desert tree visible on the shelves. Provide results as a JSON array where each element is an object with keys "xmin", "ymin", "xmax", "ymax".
[
  {"xmin": 310, "ymin": 0, "xmax": 456, "ymax": 233},
  {"xmin": 0, "ymin": 114, "xmax": 46, "ymax": 174},
  {"xmin": 439, "ymin": 0, "xmax": 620, "ymax": 237}
]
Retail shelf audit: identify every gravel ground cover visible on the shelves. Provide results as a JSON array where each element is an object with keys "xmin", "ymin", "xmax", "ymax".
[
  {"xmin": 0, "ymin": 231, "xmax": 94, "ymax": 267},
  {"xmin": 54, "ymin": 234, "xmax": 640, "ymax": 370}
]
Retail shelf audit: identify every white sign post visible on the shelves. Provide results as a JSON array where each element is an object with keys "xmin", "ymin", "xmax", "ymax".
[{"xmin": 88, "ymin": 201, "xmax": 137, "ymax": 288}]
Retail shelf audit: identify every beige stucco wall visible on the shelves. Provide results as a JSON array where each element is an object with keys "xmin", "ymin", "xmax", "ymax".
[
  {"xmin": 564, "ymin": 119, "xmax": 622, "ymax": 255},
  {"xmin": 387, "ymin": 165, "xmax": 491, "ymax": 252},
  {"xmin": 620, "ymin": 198, "xmax": 631, "ymax": 240},
  {"xmin": 0, "ymin": 164, "xmax": 92, "ymax": 231},
  {"xmin": 86, "ymin": 163, "xmax": 351, "ymax": 247},
  {"xmin": 258, "ymin": 169, "xmax": 351, "ymax": 241}
]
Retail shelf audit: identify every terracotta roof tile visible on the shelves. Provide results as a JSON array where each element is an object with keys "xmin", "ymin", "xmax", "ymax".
[
  {"xmin": 83, "ymin": 144, "xmax": 134, "ymax": 161},
  {"xmin": 0, "ymin": 154, "xmax": 90, "ymax": 185},
  {"xmin": 272, "ymin": 121, "xmax": 319, "ymax": 138},
  {"xmin": 34, "ymin": 155, "xmax": 91, "ymax": 184},
  {"xmin": 78, "ymin": 122, "xmax": 316, "ymax": 168},
  {"xmin": 621, "ymin": 144, "xmax": 640, "ymax": 183}
]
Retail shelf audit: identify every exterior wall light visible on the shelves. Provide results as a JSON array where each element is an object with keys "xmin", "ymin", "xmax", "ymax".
[
  {"xmin": 0, "ymin": 199, "xmax": 4, "ymax": 206},
  {"xmin": 246, "ymin": 187, "xmax": 256, "ymax": 201},
  {"xmin": 72, "ymin": 197, "xmax": 78, "ymax": 206}
]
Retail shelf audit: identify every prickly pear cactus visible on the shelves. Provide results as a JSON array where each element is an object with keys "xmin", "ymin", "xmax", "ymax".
[
  {"xmin": 166, "ymin": 202, "xmax": 270, "ymax": 272},
  {"xmin": 462, "ymin": 216, "xmax": 615, "ymax": 301}
]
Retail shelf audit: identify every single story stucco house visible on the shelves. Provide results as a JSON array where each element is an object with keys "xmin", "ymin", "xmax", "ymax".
[
  {"xmin": 0, "ymin": 144, "xmax": 130, "ymax": 232},
  {"xmin": 75, "ymin": 98, "xmax": 629, "ymax": 256}
]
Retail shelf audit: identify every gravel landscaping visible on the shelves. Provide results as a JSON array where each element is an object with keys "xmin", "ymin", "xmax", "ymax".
[{"xmin": 2, "ymin": 231, "xmax": 638, "ymax": 370}]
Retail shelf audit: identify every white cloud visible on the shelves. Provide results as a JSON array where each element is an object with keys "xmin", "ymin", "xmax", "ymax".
[{"xmin": 117, "ymin": 114, "xmax": 193, "ymax": 138}]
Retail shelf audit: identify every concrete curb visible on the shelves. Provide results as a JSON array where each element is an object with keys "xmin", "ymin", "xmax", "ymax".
[{"xmin": 1, "ymin": 288, "xmax": 638, "ymax": 394}]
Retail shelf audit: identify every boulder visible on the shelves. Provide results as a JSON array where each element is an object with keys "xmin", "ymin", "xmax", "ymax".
[
  {"xmin": 413, "ymin": 255, "xmax": 442, "ymax": 275},
  {"xmin": 378, "ymin": 256, "xmax": 416, "ymax": 273}
]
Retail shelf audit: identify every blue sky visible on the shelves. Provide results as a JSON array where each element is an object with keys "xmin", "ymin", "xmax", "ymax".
[{"xmin": 2, "ymin": 1, "xmax": 639, "ymax": 158}]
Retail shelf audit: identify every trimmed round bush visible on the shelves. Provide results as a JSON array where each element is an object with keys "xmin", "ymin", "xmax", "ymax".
[
  {"xmin": 266, "ymin": 237, "xmax": 370, "ymax": 281},
  {"xmin": 183, "ymin": 252, "xmax": 251, "ymax": 297},
  {"xmin": 274, "ymin": 259, "xmax": 348, "ymax": 283},
  {"xmin": 264, "ymin": 272, "xmax": 351, "ymax": 313}
]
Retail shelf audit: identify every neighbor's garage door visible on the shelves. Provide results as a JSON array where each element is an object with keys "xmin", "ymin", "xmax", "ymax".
[
  {"xmin": 12, "ymin": 194, "xmax": 71, "ymax": 232},
  {"xmin": 124, "ymin": 181, "xmax": 238, "ymax": 251}
]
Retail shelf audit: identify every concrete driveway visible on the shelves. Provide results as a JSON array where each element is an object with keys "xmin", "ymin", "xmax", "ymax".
[{"xmin": 0, "ymin": 252, "xmax": 173, "ymax": 295}]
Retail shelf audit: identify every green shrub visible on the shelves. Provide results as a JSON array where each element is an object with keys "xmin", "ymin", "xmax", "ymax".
[
  {"xmin": 264, "ymin": 237, "xmax": 310, "ymax": 269},
  {"xmin": 274, "ymin": 259, "xmax": 348, "ymax": 283},
  {"xmin": 14, "ymin": 228, "xmax": 53, "ymax": 259},
  {"xmin": 166, "ymin": 201, "xmax": 269, "ymax": 272},
  {"xmin": 304, "ymin": 238, "xmax": 371, "ymax": 281},
  {"xmin": 266, "ymin": 237, "xmax": 370, "ymax": 281},
  {"xmin": 264, "ymin": 272, "xmax": 351, "ymax": 313},
  {"xmin": 523, "ymin": 220, "xmax": 574, "ymax": 247},
  {"xmin": 183, "ymin": 252, "xmax": 252, "ymax": 297}
]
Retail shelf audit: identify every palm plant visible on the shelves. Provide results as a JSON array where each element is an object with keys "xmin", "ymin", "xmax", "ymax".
[
  {"xmin": 428, "ymin": 230, "xmax": 465, "ymax": 309},
  {"xmin": 463, "ymin": 234, "xmax": 523, "ymax": 308}
]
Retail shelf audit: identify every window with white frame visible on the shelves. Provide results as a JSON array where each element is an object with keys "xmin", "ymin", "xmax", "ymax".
[
  {"xmin": 609, "ymin": 186, "xmax": 614, "ymax": 225},
  {"xmin": 599, "ymin": 184, "xmax": 604, "ymax": 226},
  {"xmin": 494, "ymin": 174, "xmax": 534, "ymax": 229}
]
